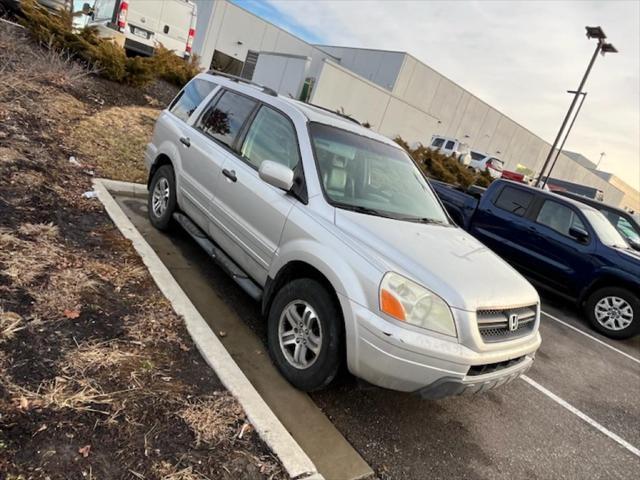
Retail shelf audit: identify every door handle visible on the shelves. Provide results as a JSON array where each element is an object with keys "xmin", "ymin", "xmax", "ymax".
[
  {"xmin": 180, "ymin": 137, "xmax": 191, "ymax": 147},
  {"xmin": 222, "ymin": 169, "xmax": 237, "ymax": 182}
]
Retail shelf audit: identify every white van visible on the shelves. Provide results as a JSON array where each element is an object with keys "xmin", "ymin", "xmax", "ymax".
[
  {"xmin": 429, "ymin": 135, "xmax": 471, "ymax": 166},
  {"xmin": 469, "ymin": 150, "xmax": 504, "ymax": 179},
  {"xmin": 85, "ymin": 0, "xmax": 197, "ymax": 58}
]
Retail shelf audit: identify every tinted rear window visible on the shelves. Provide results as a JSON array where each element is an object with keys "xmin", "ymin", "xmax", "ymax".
[
  {"xmin": 494, "ymin": 186, "xmax": 534, "ymax": 216},
  {"xmin": 169, "ymin": 79, "xmax": 217, "ymax": 122},
  {"xmin": 445, "ymin": 140, "xmax": 455, "ymax": 150},
  {"xmin": 196, "ymin": 90, "xmax": 257, "ymax": 149},
  {"xmin": 431, "ymin": 138, "xmax": 444, "ymax": 148}
]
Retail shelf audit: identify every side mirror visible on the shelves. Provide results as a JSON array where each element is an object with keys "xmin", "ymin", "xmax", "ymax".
[
  {"xmin": 569, "ymin": 226, "xmax": 589, "ymax": 243},
  {"xmin": 82, "ymin": 3, "xmax": 93, "ymax": 15},
  {"xmin": 259, "ymin": 160, "xmax": 294, "ymax": 191}
]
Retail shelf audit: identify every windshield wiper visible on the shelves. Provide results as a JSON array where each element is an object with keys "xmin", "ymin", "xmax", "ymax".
[
  {"xmin": 401, "ymin": 217, "xmax": 450, "ymax": 226},
  {"xmin": 336, "ymin": 204, "xmax": 396, "ymax": 219}
]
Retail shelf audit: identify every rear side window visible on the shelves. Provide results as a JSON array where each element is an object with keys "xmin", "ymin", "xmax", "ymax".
[
  {"xmin": 196, "ymin": 90, "xmax": 257, "ymax": 149},
  {"xmin": 169, "ymin": 79, "xmax": 217, "ymax": 122},
  {"xmin": 494, "ymin": 186, "xmax": 533, "ymax": 216},
  {"xmin": 536, "ymin": 200, "xmax": 585, "ymax": 237},
  {"xmin": 431, "ymin": 138, "xmax": 444, "ymax": 148},
  {"xmin": 470, "ymin": 151, "xmax": 485, "ymax": 161},
  {"xmin": 240, "ymin": 106, "xmax": 300, "ymax": 169},
  {"xmin": 445, "ymin": 140, "xmax": 455, "ymax": 150}
]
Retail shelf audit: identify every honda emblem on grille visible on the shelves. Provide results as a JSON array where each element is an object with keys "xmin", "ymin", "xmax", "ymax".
[{"xmin": 508, "ymin": 313, "xmax": 519, "ymax": 331}]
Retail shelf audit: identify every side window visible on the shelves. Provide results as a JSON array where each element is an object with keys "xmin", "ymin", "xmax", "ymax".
[
  {"xmin": 536, "ymin": 200, "xmax": 586, "ymax": 237},
  {"xmin": 196, "ymin": 90, "xmax": 257, "ymax": 149},
  {"xmin": 494, "ymin": 186, "xmax": 534, "ymax": 216},
  {"xmin": 444, "ymin": 140, "xmax": 455, "ymax": 150},
  {"xmin": 240, "ymin": 106, "xmax": 300, "ymax": 169},
  {"xmin": 470, "ymin": 151, "xmax": 485, "ymax": 161},
  {"xmin": 169, "ymin": 79, "xmax": 217, "ymax": 122},
  {"xmin": 615, "ymin": 216, "xmax": 640, "ymax": 243},
  {"xmin": 431, "ymin": 138, "xmax": 444, "ymax": 148}
]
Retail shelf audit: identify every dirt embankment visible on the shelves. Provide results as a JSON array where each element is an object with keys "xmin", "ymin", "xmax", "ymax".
[{"xmin": 0, "ymin": 20, "xmax": 285, "ymax": 479}]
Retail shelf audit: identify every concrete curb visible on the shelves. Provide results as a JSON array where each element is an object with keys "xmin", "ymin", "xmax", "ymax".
[{"xmin": 93, "ymin": 178, "xmax": 324, "ymax": 480}]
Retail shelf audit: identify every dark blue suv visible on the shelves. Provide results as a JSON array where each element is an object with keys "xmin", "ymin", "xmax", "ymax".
[{"xmin": 432, "ymin": 179, "xmax": 640, "ymax": 339}]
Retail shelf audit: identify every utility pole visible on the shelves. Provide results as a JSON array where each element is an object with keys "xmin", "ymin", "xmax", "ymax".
[
  {"xmin": 535, "ymin": 26, "xmax": 618, "ymax": 187},
  {"xmin": 541, "ymin": 91, "xmax": 587, "ymax": 189}
]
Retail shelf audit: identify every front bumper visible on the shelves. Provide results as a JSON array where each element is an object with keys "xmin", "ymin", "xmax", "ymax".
[
  {"xmin": 416, "ymin": 354, "xmax": 533, "ymax": 399},
  {"xmin": 342, "ymin": 297, "xmax": 541, "ymax": 397}
]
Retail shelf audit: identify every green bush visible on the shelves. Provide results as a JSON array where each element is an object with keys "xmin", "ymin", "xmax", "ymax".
[
  {"xmin": 395, "ymin": 137, "xmax": 494, "ymax": 189},
  {"xmin": 19, "ymin": 0, "xmax": 200, "ymax": 88}
]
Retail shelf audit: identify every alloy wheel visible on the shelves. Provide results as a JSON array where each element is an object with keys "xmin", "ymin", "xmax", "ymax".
[
  {"xmin": 278, "ymin": 300, "xmax": 323, "ymax": 369},
  {"xmin": 594, "ymin": 296, "xmax": 634, "ymax": 331}
]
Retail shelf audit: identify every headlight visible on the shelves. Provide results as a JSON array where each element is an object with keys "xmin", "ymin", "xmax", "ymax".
[{"xmin": 379, "ymin": 272, "xmax": 457, "ymax": 337}]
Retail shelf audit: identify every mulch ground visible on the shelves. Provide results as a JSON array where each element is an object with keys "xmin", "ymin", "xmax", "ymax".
[{"xmin": 0, "ymin": 20, "xmax": 285, "ymax": 479}]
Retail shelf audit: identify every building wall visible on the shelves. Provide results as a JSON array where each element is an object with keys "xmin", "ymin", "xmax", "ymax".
[
  {"xmin": 309, "ymin": 60, "xmax": 439, "ymax": 144},
  {"xmin": 314, "ymin": 46, "xmax": 405, "ymax": 91},
  {"xmin": 193, "ymin": 0, "xmax": 332, "ymax": 72},
  {"xmin": 252, "ymin": 53, "xmax": 310, "ymax": 99}
]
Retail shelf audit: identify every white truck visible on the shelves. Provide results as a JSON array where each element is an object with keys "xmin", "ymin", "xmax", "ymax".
[{"xmin": 85, "ymin": 0, "xmax": 197, "ymax": 58}]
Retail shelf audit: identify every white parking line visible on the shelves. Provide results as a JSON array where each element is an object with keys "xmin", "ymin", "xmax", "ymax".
[
  {"xmin": 541, "ymin": 310, "xmax": 640, "ymax": 365},
  {"xmin": 521, "ymin": 375, "xmax": 640, "ymax": 458}
]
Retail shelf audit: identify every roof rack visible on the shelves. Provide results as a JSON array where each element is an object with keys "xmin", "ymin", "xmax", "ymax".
[
  {"xmin": 305, "ymin": 102, "xmax": 361, "ymax": 125},
  {"xmin": 206, "ymin": 70, "xmax": 277, "ymax": 97}
]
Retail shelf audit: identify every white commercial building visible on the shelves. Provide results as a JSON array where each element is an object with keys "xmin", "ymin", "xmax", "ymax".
[{"xmin": 193, "ymin": 0, "xmax": 636, "ymax": 208}]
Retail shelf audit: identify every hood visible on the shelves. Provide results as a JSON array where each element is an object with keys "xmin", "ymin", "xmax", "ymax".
[{"xmin": 335, "ymin": 210, "xmax": 539, "ymax": 312}]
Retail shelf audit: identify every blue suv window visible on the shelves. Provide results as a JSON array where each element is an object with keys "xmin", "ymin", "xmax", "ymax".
[{"xmin": 494, "ymin": 186, "xmax": 533, "ymax": 216}]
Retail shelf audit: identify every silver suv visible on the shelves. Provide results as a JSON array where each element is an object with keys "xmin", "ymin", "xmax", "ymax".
[{"xmin": 144, "ymin": 72, "xmax": 541, "ymax": 398}]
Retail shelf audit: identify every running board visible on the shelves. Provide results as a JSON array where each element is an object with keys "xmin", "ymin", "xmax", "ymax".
[{"xmin": 173, "ymin": 213, "xmax": 263, "ymax": 301}]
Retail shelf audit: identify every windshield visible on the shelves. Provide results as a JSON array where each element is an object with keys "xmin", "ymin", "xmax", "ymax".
[
  {"xmin": 583, "ymin": 209, "xmax": 629, "ymax": 248},
  {"xmin": 309, "ymin": 123, "xmax": 450, "ymax": 224}
]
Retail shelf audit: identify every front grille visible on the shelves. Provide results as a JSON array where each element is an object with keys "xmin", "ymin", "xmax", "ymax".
[
  {"xmin": 476, "ymin": 305, "xmax": 537, "ymax": 343},
  {"xmin": 467, "ymin": 356, "xmax": 525, "ymax": 376}
]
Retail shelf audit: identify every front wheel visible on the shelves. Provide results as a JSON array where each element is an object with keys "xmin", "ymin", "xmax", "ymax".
[
  {"xmin": 267, "ymin": 278, "xmax": 343, "ymax": 391},
  {"xmin": 148, "ymin": 165, "xmax": 177, "ymax": 231},
  {"xmin": 585, "ymin": 287, "xmax": 640, "ymax": 339}
]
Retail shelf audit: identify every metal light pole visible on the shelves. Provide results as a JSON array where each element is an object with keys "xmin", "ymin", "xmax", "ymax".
[
  {"xmin": 541, "ymin": 90, "xmax": 587, "ymax": 188},
  {"xmin": 596, "ymin": 151, "xmax": 606, "ymax": 168},
  {"xmin": 535, "ymin": 26, "xmax": 618, "ymax": 187}
]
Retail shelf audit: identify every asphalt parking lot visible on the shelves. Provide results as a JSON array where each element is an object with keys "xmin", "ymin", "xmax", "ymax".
[{"xmin": 115, "ymin": 194, "xmax": 640, "ymax": 480}]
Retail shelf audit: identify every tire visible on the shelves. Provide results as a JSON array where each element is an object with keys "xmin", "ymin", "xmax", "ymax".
[
  {"xmin": 148, "ymin": 165, "xmax": 177, "ymax": 231},
  {"xmin": 585, "ymin": 287, "xmax": 640, "ymax": 340},
  {"xmin": 267, "ymin": 278, "xmax": 343, "ymax": 391}
]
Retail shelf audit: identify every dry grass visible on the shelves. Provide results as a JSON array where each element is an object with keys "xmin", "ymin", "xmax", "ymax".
[
  {"xmin": 66, "ymin": 105, "xmax": 160, "ymax": 182},
  {"xmin": 0, "ymin": 310, "xmax": 24, "ymax": 341},
  {"xmin": 62, "ymin": 341, "xmax": 140, "ymax": 376},
  {"xmin": 153, "ymin": 462, "xmax": 210, "ymax": 480},
  {"xmin": 8, "ymin": 376, "xmax": 115, "ymax": 413},
  {"xmin": 179, "ymin": 393, "xmax": 246, "ymax": 447}
]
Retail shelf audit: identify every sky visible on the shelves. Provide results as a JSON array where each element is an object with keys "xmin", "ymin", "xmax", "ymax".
[{"xmin": 233, "ymin": 0, "xmax": 640, "ymax": 191}]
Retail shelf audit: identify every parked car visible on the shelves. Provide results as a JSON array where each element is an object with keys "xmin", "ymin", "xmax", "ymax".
[
  {"xmin": 144, "ymin": 72, "xmax": 542, "ymax": 398},
  {"xmin": 0, "ymin": 0, "xmax": 71, "ymax": 14},
  {"xmin": 501, "ymin": 169, "xmax": 531, "ymax": 184},
  {"xmin": 429, "ymin": 135, "xmax": 471, "ymax": 166},
  {"xmin": 83, "ymin": 0, "xmax": 197, "ymax": 58},
  {"xmin": 431, "ymin": 179, "xmax": 640, "ymax": 339},
  {"xmin": 469, "ymin": 150, "xmax": 504, "ymax": 179},
  {"xmin": 554, "ymin": 191, "xmax": 640, "ymax": 251}
]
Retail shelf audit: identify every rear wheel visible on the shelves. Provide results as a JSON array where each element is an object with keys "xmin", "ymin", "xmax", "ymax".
[
  {"xmin": 148, "ymin": 165, "xmax": 177, "ymax": 231},
  {"xmin": 267, "ymin": 278, "xmax": 343, "ymax": 391},
  {"xmin": 585, "ymin": 287, "xmax": 639, "ymax": 339}
]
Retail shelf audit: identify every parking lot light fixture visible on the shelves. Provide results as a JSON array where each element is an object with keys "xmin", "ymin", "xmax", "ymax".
[{"xmin": 535, "ymin": 26, "xmax": 618, "ymax": 187}]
